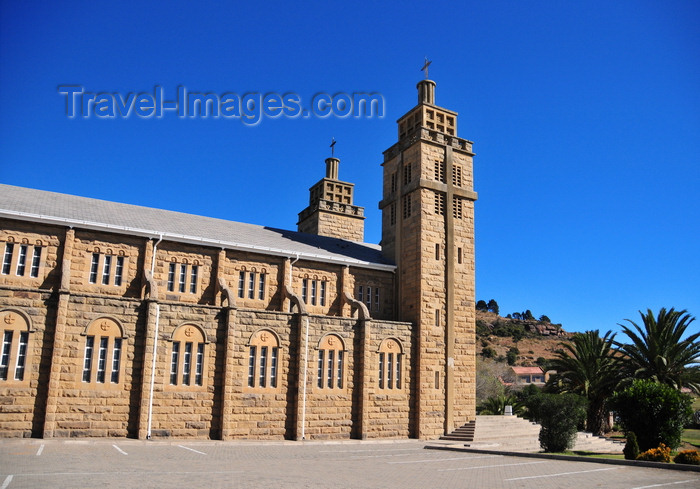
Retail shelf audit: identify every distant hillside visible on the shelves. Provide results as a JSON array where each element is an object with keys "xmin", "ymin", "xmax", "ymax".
[{"xmin": 476, "ymin": 311, "xmax": 572, "ymax": 367}]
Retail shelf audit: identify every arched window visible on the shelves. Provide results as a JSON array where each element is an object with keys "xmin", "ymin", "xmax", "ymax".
[
  {"xmin": 169, "ymin": 324, "xmax": 207, "ymax": 387},
  {"xmin": 247, "ymin": 329, "xmax": 280, "ymax": 390},
  {"xmin": 316, "ymin": 334, "xmax": 345, "ymax": 390},
  {"xmin": 378, "ymin": 338, "xmax": 403, "ymax": 390},
  {"xmin": 0, "ymin": 309, "xmax": 33, "ymax": 384},
  {"xmin": 81, "ymin": 317, "xmax": 125, "ymax": 385}
]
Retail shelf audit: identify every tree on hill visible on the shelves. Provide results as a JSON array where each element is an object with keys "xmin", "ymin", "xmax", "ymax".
[
  {"xmin": 523, "ymin": 310, "xmax": 535, "ymax": 321},
  {"xmin": 487, "ymin": 299, "xmax": 500, "ymax": 315},
  {"xmin": 539, "ymin": 315, "xmax": 551, "ymax": 323},
  {"xmin": 616, "ymin": 308, "xmax": 700, "ymax": 393},
  {"xmin": 476, "ymin": 300, "xmax": 488, "ymax": 312},
  {"xmin": 545, "ymin": 330, "xmax": 621, "ymax": 435}
]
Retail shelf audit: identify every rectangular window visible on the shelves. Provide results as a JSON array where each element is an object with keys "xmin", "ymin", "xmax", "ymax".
[
  {"xmin": 167, "ymin": 263, "xmax": 176, "ymax": 292},
  {"xmin": 365, "ymin": 286, "xmax": 372, "ymax": 308},
  {"xmin": 378, "ymin": 352, "xmax": 385, "ymax": 389},
  {"xmin": 435, "ymin": 371, "xmax": 440, "ymax": 390},
  {"xmin": 396, "ymin": 354, "xmax": 402, "ymax": 389},
  {"xmin": 317, "ymin": 349, "xmax": 324, "ymax": 388},
  {"xmin": 248, "ymin": 272, "xmax": 255, "ymax": 299},
  {"xmin": 16, "ymin": 244, "xmax": 27, "ymax": 276},
  {"xmin": 453, "ymin": 196, "xmax": 463, "ymax": 219},
  {"xmin": 301, "ymin": 279, "xmax": 308, "ymax": 304},
  {"xmin": 358, "ymin": 285, "xmax": 363, "ymax": 303},
  {"xmin": 110, "ymin": 338, "xmax": 121, "ymax": 383},
  {"xmin": 390, "ymin": 172, "xmax": 397, "ymax": 192},
  {"xmin": 327, "ymin": 350, "xmax": 335, "ymax": 388},
  {"xmin": 434, "ymin": 161, "xmax": 445, "ymax": 182},
  {"xmin": 259, "ymin": 346, "xmax": 268, "ymax": 388},
  {"xmin": 458, "ymin": 247, "xmax": 463, "ymax": 264},
  {"xmin": 189, "ymin": 265, "xmax": 198, "ymax": 294},
  {"xmin": 390, "ymin": 202, "xmax": 396, "ymax": 225},
  {"xmin": 320, "ymin": 281, "xmax": 326, "ymax": 307},
  {"xmin": 258, "ymin": 273, "xmax": 265, "ymax": 300},
  {"xmin": 2, "ymin": 243, "xmax": 13, "ymax": 275},
  {"xmin": 14, "ymin": 331, "xmax": 28, "ymax": 381},
  {"xmin": 247, "ymin": 346, "xmax": 256, "ymax": 387},
  {"xmin": 195, "ymin": 343, "xmax": 204, "ymax": 386},
  {"xmin": 374, "ymin": 288, "xmax": 380, "ymax": 312},
  {"xmin": 436, "ymin": 243, "xmax": 440, "ymax": 260},
  {"xmin": 403, "ymin": 163, "xmax": 412, "ymax": 185},
  {"xmin": 0, "ymin": 331, "xmax": 11, "ymax": 380},
  {"xmin": 311, "ymin": 280, "xmax": 317, "ymax": 306},
  {"xmin": 270, "ymin": 347, "xmax": 278, "ymax": 388},
  {"xmin": 453, "ymin": 166, "xmax": 463, "ymax": 187},
  {"xmin": 96, "ymin": 336, "xmax": 108, "ymax": 383},
  {"xmin": 238, "ymin": 271, "xmax": 245, "ymax": 298},
  {"xmin": 337, "ymin": 350, "xmax": 343, "ymax": 389},
  {"xmin": 82, "ymin": 336, "xmax": 94, "ymax": 382},
  {"xmin": 30, "ymin": 247, "xmax": 42, "ymax": 278},
  {"xmin": 101, "ymin": 255, "xmax": 111, "ymax": 285},
  {"xmin": 435, "ymin": 308, "xmax": 440, "ymax": 327},
  {"xmin": 387, "ymin": 353, "xmax": 393, "ymax": 389},
  {"xmin": 183, "ymin": 342, "xmax": 192, "ymax": 385},
  {"xmin": 114, "ymin": 256, "xmax": 124, "ymax": 286},
  {"xmin": 170, "ymin": 342, "xmax": 180, "ymax": 385},
  {"xmin": 403, "ymin": 196, "xmax": 411, "ymax": 218},
  {"xmin": 178, "ymin": 264, "xmax": 186, "ymax": 293}
]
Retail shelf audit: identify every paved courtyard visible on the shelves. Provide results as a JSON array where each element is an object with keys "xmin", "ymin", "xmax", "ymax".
[{"xmin": 1, "ymin": 438, "xmax": 698, "ymax": 489}]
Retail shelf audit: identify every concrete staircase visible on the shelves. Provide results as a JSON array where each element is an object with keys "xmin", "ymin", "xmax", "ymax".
[{"xmin": 434, "ymin": 415, "xmax": 623, "ymax": 453}]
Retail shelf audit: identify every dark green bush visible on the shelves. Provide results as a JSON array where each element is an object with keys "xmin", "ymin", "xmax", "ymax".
[
  {"xmin": 528, "ymin": 393, "xmax": 587, "ymax": 452},
  {"xmin": 609, "ymin": 379, "xmax": 693, "ymax": 451},
  {"xmin": 623, "ymin": 431, "xmax": 640, "ymax": 460}
]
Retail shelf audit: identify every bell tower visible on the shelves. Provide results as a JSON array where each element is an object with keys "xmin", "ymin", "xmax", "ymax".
[
  {"xmin": 297, "ymin": 156, "xmax": 365, "ymax": 242},
  {"xmin": 379, "ymin": 77, "xmax": 478, "ymax": 437}
]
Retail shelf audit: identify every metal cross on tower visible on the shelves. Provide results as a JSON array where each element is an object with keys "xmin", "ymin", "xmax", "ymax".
[
  {"xmin": 330, "ymin": 137, "xmax": 337, "ymax": 157},
  {"xmin": 421, "ymin": 57, "xmax": 432, "ymax": 79}
]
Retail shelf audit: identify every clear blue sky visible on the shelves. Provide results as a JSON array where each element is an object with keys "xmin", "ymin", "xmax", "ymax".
[{"xmin": 1, "ymin": 1, "xmax": 698, "ymax": 335}]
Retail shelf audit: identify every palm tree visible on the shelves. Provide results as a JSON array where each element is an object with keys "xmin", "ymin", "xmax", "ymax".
[
  {"xmin": 616, "ymin": 308, "xmax": 700, "ymax": 393},
  {"xmin": 546, "ymin": 330, "xmax": 621, "ymax": 435}
]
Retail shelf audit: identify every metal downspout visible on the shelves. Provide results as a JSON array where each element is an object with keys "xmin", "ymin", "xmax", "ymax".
[{"xmin": 146, "ymin": 234, "xmax": 163, "ymax": 439}]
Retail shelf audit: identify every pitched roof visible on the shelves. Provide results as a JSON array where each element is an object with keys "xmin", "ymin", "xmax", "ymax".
[
  {"xmin": 0, "ymin": 184, "xmax": 395, "ymax": 271},
  {"xmin": 511, "ymin": 367, "xmax": 543, "ymax": 375}
]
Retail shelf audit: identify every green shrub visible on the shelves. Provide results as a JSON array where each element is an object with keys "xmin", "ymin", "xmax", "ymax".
[
  {"xmin": 481, "ymin": 346, "xmax": 496, "ymax": 358},
  {"xmin": 636, "ymin": 443, "xmax": 671, "ymax": 463},
  {"xmin": 609, "ymin": 379, "xmax": 693, "ymax": 451},
  {"xmin": 623, "ymin": 432, "xmax": 640, "ymax": 460},
  {"xmin": 533, "ymin": 393, "xmax": 587, "ymax": 452},
  {"xmin": 673, "ymin": 450, "xmax": 700, "ymax": 465}
]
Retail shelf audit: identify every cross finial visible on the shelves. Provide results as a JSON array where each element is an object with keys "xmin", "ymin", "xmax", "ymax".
[
  {"xmin": 330, "ymin": 137, "xmax": 337, "ymax": 157},
  {"xmin": 420, "ymin": 57, "xmax": 432, "ymax": 79}
]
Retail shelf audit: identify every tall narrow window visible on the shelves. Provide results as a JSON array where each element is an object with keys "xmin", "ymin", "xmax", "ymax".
[
  {"xmin": 30, "ymin": 247, "xmax": 42, "ymax": 278},
  {"xmin": 2, "ymin": 243, "xmax": 13, "ymax": 275},
  {"xmin": 396, "ymin": 354, "xmax": 402, "ymax": 389},
  {"xmin": 170, "ymin": 342, "xmax": 180, "ymax": 385},
  {"xmin": 82, "ymin": 336, "xmax": 94, "ymax": 382},
  {"xmin": 247, "ymin": 345, "xmax": 256, "ymax": 387},
  {"xmin": 168, "ymin": 263, "xmax": 176, "ymax": 292},
  {"xmin": 387, "ymin": 353, "xmax": 393, "ymax": 389},
  {"xmin": 365, "ymin": 286, "xmax": 372, "ymax": 308},
  {"xmin": 114, "ymin": 256, "xmax": 124, "ymax": 286},
  {"xmin": 14, "ymin": 332, "xmax": 28, "ymax": 381},
  {"xmin": 311, "ymin": 280, "xmax": 317, "ymax": 306},
  {"xmin": 259, "ymin": 346, "xmax": 268, "ymax": 388},
  {"xmin": 390, "ymin": 202, "xmax": 396, "ymax": 225},
  {"xmin": 258, "ymin": 273, "xmax": 265, "ymax": 300},
  {"xmin": 248, "ymin": 271, "xmax": 256, "ymax": 299},
  {"xmin": 101, "ymin": 255, "xmax": 111, "ymax": 285},
  {"xmin": 317, "ymin": 349, "xmax": 324, "ymax": 388},
  {"xmin": 178, "ymin": 264, "xmax": 187, "ymax": 293},
  {"xmin": 301, "ymin": 278, "xmax": 308, "ymax": 303},
  {"xmin": 327, "ymin": 349, "xmax": 334, "ymax": 388},
  {"xmin": 378, "ymin": 352, "xmax": 385, "ymax": 389},
  {"xmin": 337, "ymin": 351, "xmax": 344, "ymax": 389},
  {"xmin": 320, "ymin": 281, "xmax": 326, "ymax": 307},
  {"xmin": 16, "ymin": 244, "xmax": 27, "ymax": 276},
  {"xmin": 195, "ymin": 343, "xmax": 204, "ymax": 386},
  {"xmin": 358, "ymin": 285, "xmax": 363, "ymax": 303},
  {"xmin": 270, "ymin": 347, "xmax": 278, "ymax": 388},
  {"xmin": 96, "ymin": 336, "xmax": 108, "ymax": 383},
  {"xmin": 374, "ymin": 288, "xmax": 380, "ymax": 312},
  {"xmin": 182, "ymin": 342, "xmax": 192, "ymax": 385},
  {"xmin": 189, "ymin": 265, "xmax": 198, "ymax": 294},
  {"xmin": 110, "ymin": 338, "xmax": 121, "ymax": 383},
  {"xmin": 238, "ymin": 271, "xmax": 245, "ymax": 298},
  {"xmin": 458, "ymin": 247, "xmax": 463, "ymax": 264},
  {"xmin": 0, "ymin": 331, "xmax": 11, "ymax": 380},
  {"xmin": 436, "ymin": 243, "xmax": 440, "ymax": 260}
]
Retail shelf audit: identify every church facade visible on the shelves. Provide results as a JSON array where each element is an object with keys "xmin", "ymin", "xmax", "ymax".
[{"xmin": 0, "ymin": 79, "xmax": 477, "ymax": 440}]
